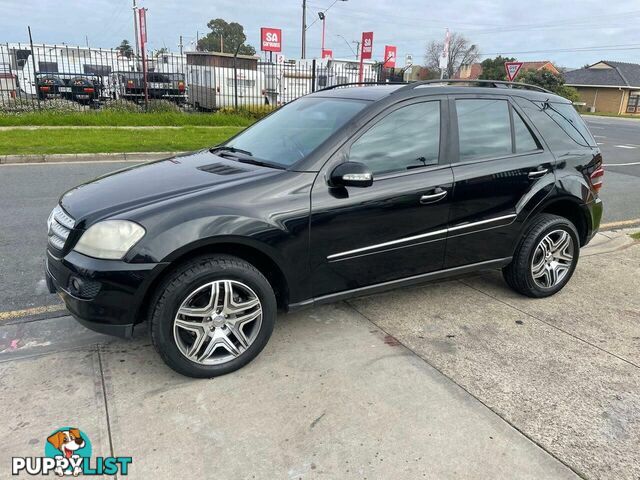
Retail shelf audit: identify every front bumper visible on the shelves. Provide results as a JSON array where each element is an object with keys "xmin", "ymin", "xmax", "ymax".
[{"xmin": 46, "ymin": 249, "xmax": 168, "ymax": 338}]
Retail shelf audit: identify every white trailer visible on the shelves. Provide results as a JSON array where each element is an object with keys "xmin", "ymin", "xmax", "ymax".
[{"xmin": 187, "ymin": 52, "xmax": 267, "ymax": 110}]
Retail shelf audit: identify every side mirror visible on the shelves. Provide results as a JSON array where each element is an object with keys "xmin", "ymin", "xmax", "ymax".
[{"xmin": 329, "ymin": 162, "xmax": 373, "ymax": 188}]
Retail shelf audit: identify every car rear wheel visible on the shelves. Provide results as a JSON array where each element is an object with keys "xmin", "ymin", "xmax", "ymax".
[
  {"xmin": 150, "ymin": 254, "xmax": 276, "ymax": 378},
  {"xmin": 503, "ymin": 214, "xmax": 580, "ymax": 298}
]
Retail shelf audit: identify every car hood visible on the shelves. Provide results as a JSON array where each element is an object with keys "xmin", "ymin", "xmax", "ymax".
[{"xmin": 60, "ymin": 150, "xmax": 281, "ymax": 227}]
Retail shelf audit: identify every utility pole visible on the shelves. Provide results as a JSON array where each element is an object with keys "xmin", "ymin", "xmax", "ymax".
[
  {"xmin": 132, "ymin": 0, "xmax": 140, "ymax": 60},
  {"xmin": 220, "ymin": 34, "xmax": 224, "ymax": 53},
  {"xmin": 301, "ymin": 0, "xmax": 307, "ymax": 58},
  {"xmin": 179, "ymin": 35, "xmax": 183, "ymax": 55}
]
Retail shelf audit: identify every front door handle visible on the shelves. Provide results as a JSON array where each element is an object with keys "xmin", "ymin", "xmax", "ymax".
[
  {"xmin": 528, "ymin": 168, "xmax": 549, "ymax": 179},
  {"xmin": 420, "ymin": 189, "xmax": 447, "ymax": 204}
]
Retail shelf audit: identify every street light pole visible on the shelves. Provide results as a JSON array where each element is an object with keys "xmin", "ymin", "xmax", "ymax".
[
  {"xmin": 318, "ymin": 12, "xmax": 326, "ymax": 56},
  {"xmin": 301, "ymin": 0, "xmax": 307, "ymax": 59}
]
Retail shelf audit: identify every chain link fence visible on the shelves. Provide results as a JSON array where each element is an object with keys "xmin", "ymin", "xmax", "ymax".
[{"xmin": 0, "ymin": 42, "xmax": 405, "ymax": 114}]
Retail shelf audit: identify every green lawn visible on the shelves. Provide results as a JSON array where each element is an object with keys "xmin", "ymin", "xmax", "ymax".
[
  {"xmin": 631, "ymin": 232, "xmax": 640, "ymax": 241},
  {"xmin": 0, "ymin": 111, "xmax": 257, "ymax": 127},
  {"xmin": 0, "ymin": 126, "xmax": 244, "ymax": 155}
]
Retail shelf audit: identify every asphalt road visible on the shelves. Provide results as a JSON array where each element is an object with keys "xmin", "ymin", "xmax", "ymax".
[{"xmin": 0, "ymin": 116, "xmax": 638, "ymax": 315}]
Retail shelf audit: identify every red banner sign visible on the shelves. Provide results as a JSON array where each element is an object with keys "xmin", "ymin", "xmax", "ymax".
[
  {"xmin": 360, "ymin": 31, "xmax": 373, "ymax": 60},
  {"xmin": 322, "ymin": 49, "xmax": 333, "ymax": 59},
  {"xmin": 261, "ymin": 27, "xmax": 282, "ymax": 52},
  {"xmin": 383, "ymin": 45, "xmax": 397, "ymax": 68},
  {"xmin": 138, "ymin": 8, "xmax": 147, "ymax": 44}
]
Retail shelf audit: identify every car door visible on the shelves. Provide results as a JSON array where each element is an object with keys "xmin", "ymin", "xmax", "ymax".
[
  {"xmin": 309, "ymin": 97, "xmax": 454, "ymax": 298},
  {"xmin": 444, "ymin": 94, "xmax": 557, "ymax": 268}
]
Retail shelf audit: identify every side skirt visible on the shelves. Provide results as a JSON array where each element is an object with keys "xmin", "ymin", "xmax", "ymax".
[{"xmin": 287, "ymin": 257, "xmax": 513, "ymax": 311}]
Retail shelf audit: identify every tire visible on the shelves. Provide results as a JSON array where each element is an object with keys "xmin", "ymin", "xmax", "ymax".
[
  {"xmin": 502, "ymin": 214, "xmax": 580, "ymax": 298},
  {"xmin": 150, "ymin": 254, "xmax": 276, "ymax": 378}
]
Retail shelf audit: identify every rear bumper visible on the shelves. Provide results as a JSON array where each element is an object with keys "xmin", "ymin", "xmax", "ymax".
[
  {"xmin": 46, "ymin": 249, "xmax": 168, "ymax": 338},
  {"xmin": 584, "ymin": 197, "xmax": 603, "ymax": 245}
]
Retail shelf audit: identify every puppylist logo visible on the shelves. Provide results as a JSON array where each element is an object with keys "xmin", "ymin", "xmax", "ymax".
[{"xmin": 12, "ymin": 427, "xmax": 132, "ymax": 476}]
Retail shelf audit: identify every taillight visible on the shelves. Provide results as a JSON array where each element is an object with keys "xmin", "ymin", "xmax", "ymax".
[
  {"xmin": 178, "ymin": 81, "xmax": 185, "ymax": 92},
  {"xmin": 83, "ymin": 87, "xmax": 94, "ymax": 93},
  {"xmin": 127, "ymin": 80, "xmax": 134, "ymax": 88},
  {"xmin": 39, "ymin": 86, "xmax": 50, "ymax": 92},
  {"xmin": 590, "ymin": 166, "xmax": 604, "ymax": 192}
]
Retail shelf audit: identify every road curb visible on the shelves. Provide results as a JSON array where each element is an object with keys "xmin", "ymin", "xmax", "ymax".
[{"xmin": 0, "ymin": 151, "xmax": 187, "ymax": 164}]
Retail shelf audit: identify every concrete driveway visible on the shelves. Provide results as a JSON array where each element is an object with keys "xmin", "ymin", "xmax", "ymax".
[{"xmin": 1, "ymin": 232, "xmax": 638, "ymax": 479}]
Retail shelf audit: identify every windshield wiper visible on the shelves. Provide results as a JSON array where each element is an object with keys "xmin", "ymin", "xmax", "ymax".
[
  {"xmin": 210, "ymin": 145, "xmax": 254, "ymax": 156},
  {"xmin": 211, "ymin": 146, "xmax": 285, "ymax": 170},
  {"xmin": 235, "ymin": 157, "xmax": 286, "ymax": 170}
]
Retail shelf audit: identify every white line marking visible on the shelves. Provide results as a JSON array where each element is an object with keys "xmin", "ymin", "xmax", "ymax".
[
  {"xmin": 614, "ymin": 145, "xmax": 637, "ymax": 149},
  {"xmin": 593, "ymin": 135, "xmax": 607, "ymax": 138},
  {"xmin": 597, "ymin": 143, "xmax": 605, "ymax": 145},
  {"xmin": 605, "ymin": 161, "xmax": 640, "ymax": 166}
]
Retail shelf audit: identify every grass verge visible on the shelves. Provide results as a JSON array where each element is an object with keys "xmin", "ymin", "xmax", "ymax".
[
  {"xmin": 630, "ymin": 232, "xmax": 640, "ymax": 241},
  {"xmin": 0, "ymin": 126, "xmax": 244, "ymax": 155},
  {"xmin": 0, "ymin": 111, "xmax": 257, "ymax": 127}
]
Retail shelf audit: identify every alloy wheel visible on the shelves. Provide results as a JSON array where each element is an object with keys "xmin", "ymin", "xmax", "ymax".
[
  {"xmin": 530, "ymin": 229, "xmax": 575, "ymax": 289},
  {"xmin": 173, "ymin": 280, "xmax": 262, "ymax": 365}
]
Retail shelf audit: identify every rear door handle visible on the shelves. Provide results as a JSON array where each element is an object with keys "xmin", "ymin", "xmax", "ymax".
[
  {"xmin": 528, "ymin": 168, "xmax": 549, "ymax": 179},
  {"xmin": 420, "ymin": 189, "xmax": 448, "ymax": 204}
]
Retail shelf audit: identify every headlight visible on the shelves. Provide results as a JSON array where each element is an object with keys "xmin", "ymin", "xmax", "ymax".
[{"xmin": 73, "ymin": 220, "xmax": 145, "ymax": 260}]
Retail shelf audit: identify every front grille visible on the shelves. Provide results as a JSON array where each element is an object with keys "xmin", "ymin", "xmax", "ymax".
[{"xmin": 48, "ymin": 205, "xmax": 75, "ymax": 251}]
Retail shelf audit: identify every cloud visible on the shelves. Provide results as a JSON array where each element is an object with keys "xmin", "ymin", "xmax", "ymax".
[{"xmin": 1, "ymin": 0, "xmax": 638, "ymax": 68}]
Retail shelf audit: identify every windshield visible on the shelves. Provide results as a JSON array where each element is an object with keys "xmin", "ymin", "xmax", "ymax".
[{"xmin": 226, "ymin": 97, "xmax": 369, "ymax": 167}]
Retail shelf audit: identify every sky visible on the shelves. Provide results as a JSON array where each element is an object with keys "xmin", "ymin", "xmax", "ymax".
[{"xmin": 1, "ymin": 0, "xmax": 639, "ymax": 69}]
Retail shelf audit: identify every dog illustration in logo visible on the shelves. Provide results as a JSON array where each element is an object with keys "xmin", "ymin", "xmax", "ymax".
[{"xmin": 47, "ymin": 429, "xmax": 85, "ymax": 476}]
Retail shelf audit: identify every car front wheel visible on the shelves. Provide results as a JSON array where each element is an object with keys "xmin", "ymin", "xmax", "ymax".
[
  {"xmin": 503, "ymin": 214, "xmax": 580, "ymax": 298},
  {"xmin": 150, "ymin": 255, "xmax": 276, "ymax": 378}
]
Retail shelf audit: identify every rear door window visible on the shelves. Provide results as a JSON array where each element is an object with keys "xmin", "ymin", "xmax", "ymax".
[
  {"xmin": 513, "ymin": 111, "xmax": 540, "ymax": 153},
  {"xmin": 456, "ymin": 99, "xmax": 512, "ymax": 161}
]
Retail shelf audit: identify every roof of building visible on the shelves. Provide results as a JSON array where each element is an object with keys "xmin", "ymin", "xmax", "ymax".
[
  {"xmin": 565, "ymin": 61, "xmax": 640, "ymax": 88},
  {"xmin": 454, "ymin": 60, "xmax": 558, "ymax": 80}
]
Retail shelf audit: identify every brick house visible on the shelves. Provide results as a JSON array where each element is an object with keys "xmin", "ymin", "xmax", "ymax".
[
  {"xmin": 454, "ymin": 60, "xmax": 559, "ymax": 80},
  {"xmin": 564, "ymin": 61, "xmax": 640, "ymax": 115}
]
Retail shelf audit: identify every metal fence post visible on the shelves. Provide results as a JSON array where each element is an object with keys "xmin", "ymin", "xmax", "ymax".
[
  {"xmin": 27, "ymin": 27, "xmax": 41, "ymax": 110},
  {"xmin": 311, "ymin": 59, "xmax": 316, "ymax": 93},
  {"xmin": 233, "ymin": 55, "xmax": 238, "ymax": 111}
]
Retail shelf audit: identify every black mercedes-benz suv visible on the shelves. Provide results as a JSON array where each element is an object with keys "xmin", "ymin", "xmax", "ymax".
[{"xmin": 46, "ymin": 80, "xmax": 604, "ymax": 377}]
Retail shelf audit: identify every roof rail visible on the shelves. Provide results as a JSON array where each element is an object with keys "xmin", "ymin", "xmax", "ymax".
[
  {"xmin": 315, "ymin": 81, "xmax": 408, "ymax": 92},
  {"xmin": 393, "ymin": 79, "xmax": 553, "ymax": 94},
  {"xmin": 314, "ymin": 79, "xmax": 554, "ymax": 95}
]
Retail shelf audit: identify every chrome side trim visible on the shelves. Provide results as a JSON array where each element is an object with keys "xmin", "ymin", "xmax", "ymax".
[
  {"xmin": 327, "ymin": 213, "xmax": 518, "ymax": 261},
  {"xmin": 448, "ymin": 213, "xmax": 517, "ymax": 232},
  {"xmin": 327, "ymin": 228, "xmax": 448, "ymax": 261}
]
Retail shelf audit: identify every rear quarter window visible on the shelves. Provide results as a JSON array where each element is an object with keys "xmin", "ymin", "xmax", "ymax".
[{"xmin": 513, "ymin": 97, "xmax": 596, "ymax": 153}]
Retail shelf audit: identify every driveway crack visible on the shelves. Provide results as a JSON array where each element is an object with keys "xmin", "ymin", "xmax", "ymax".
[
  {"xmin": 458, "ymin": 279, "xmax": 640, "ymax": 370},
  {"xmin": 344, "ymin": 300, "xmax": 587, "ymax": 480}
]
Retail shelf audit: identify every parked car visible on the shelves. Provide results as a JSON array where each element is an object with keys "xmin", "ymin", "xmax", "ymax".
[
  {"xmin": 114, "ymin": 71, "xmax": 187, "ymax": 104},
  {"xmin": 45, "ymin": 80, "xmax": 604, "ymax": 378}
]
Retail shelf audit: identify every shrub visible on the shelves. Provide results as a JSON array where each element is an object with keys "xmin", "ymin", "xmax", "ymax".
[
  {"xmin": 145, "ymin": 99, "xmax": 181, "ymax": 113},
  {"xmin": 0, "ymin": 98, "xmax": 81, "ymax": 114},
  {"xmin": 102, "ymin": 99, "xmax": 141, "ymax": 113}
]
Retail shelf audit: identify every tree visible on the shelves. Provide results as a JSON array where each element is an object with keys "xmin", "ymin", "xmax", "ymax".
[
  {"xmin": 518, "ymin": 69, "xmax": 580, "ymax": 102},
  {"xmin": 116, "ymin": 39, "xmax": 134, "ymax": 59},
  {"xmin": 153, "ymin": 47, "xmax": 169, "ymax": 58},
  {"xmin": 197, "ymin": 19, "xmax": 256, "ymax": 55},
  {"xmin": 478, "ymin": 56, "xmax": 516, "ymax": 81},
  {"xmin": 425, "ymin": 32, "xmax": 479, "ymax": 79}
]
